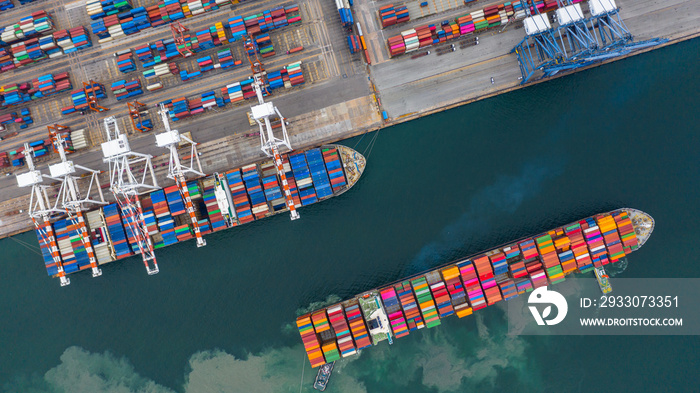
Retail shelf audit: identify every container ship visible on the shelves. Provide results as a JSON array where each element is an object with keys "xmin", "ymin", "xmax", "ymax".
[
  {"xmin": 35, "ymin": 145, "xmax": 366, "ymax": 280},
  {"xmin": 296, "ymin": 208, "xmax": 654, "ymax": 368}
]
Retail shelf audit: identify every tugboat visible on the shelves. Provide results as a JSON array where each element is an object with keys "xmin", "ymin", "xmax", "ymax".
[
  {"xmin": 594, "ymin": 266, "xmax": 612, "ymax": 294},
  {"xmin": 313, "ymin": 361, "xmax": 335, "ymax": 391}
]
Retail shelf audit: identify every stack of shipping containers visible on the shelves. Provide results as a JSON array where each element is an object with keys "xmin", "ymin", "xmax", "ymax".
[
  {"xmin": 439, "ymin": 265, "xmax": 472, "ymax": 318},
  {"xmin": 322, "ymin": 147, "xmax": 346, "ymax": 192},
  {"xmin": 613, "ymin": 211, "xmax": 639, "ymax": 253},
  {"xmin": 536, "ymin": 234, "xmax": 565, "ymax": 284},
  {"xmin": 457, "ymin": 260, "xmax": 486, "ymax": 311},
  {"xmin": 53, "ymin": 219, "xmax": 80, "ymax": 274},
  {"xmin": 241, "ymin": 164, "xmax": 269, "ymax": 219},
  {"xmin": 596, "ymin": 214, "xmax": 625, "ymax": 262},
  {"xmin": 120, "ymin": 204, "xmax": 143, "ymax": 255},
  {"xmin": 260, "ymin": 161, "xmax": 286, "ymax": 211},
  {"xmin": 226, "ymin": 169, "xmax": 254, "ymax": 224},
  {"xmin": 187, "ymin": 180, "xmax": 211, "ymax": 235},
  {"xmin": 289, "ymin": 152, "xmax": 316, "ymax": 206},
  {"xmin": 281, "ymin": 155, "xmax": 302, "ymax": 208},
  {"xmin": 164, "ymin": 186, "xmax": 186, "ymax": 234},
  {"xmin": 504, "ymin": 244, "xmax": 533, "ymax": 294},
  {"xmin": 305, "ymin": 149, "xmax": 332, "ymax": 199},
  {"xmin": 473, "ymin": 256, "xmax": 501, "ymax": 305},
  {"xmin": 566, "ymin": 223, "xmax": 594, "ymax": 273},
  {"xmin": 395, "ymin": 280, "xmax": 425, "ymax": 331},
  {"xmin": 410, "ymin": 276, "xmax": 440, "ymax": 328},
  {"xmin": 344, "ymin": 299, "xmax": 372, "ymax": 350},
  {"xmin": 86, "ymin": 209, "xmax": 114, "ymax": 264},
  {"xmin": 36, "ymin": 228, "xmax": 59, "ymax": 276},
  {"xmin": 327, "ymin": 304, "xmax": 357, "ymax": 357},
  {"xmin": 424, "ymin": 271, "xmax": 454, "ymax": 318},
  {"xmin": 151, "ymin": 190, "xmax": 178, "ymax": 246},
  {"xmin": 519, "ymin": 239, "xmax": 547, "ymax": 289},
  {"xmin": 201, "ymin": 176, "xmax": 228, "ymax": 231},
  {"xmin": 296, "ymin": 315, "xmax": 326, "ymax": 368},
  {"xmin": 140, "ymin": 195, "xmax": 164, "ymax": 248},
  {"xmin": 379, "ymin": 287, "xmax": 410, "ymax": 339},
  {"xmin": 583, "ymin": 219, "xmax": 608, "ymax": 267},
  {"xmin": 312, "ymin": 310, "xmax": 341, "ymax": 363},
  {"xmin": 103, "ymin": 203, "xmax": 132, "ymax": 259}
]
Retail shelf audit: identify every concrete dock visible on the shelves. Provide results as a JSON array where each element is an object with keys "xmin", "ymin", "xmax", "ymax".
[{"xmin": 0, "ymin": 0, "xmax": 698, "ymax": 239}]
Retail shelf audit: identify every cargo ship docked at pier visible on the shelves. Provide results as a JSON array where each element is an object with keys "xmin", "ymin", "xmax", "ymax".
[
  {"xmin": 297, "ymin": 208, "xmax": 654, "ymax": 367},
  {"xmin": 34, "ymin": 145, "xmax": 365, "ymax": 281}
]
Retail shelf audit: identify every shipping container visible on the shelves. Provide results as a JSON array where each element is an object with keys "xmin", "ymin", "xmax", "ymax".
[
  {"xmin": 327, "ymin": 304, "xmax": 357, "ymax": 357},
  {"xmin": 439, "ymin": 265, "xmax": 472, "ymax": 317},
  {"xmin": 410, "ymin": 276, "xmax": 441, "ymax": 328},
  {"xmin": 394, "ymin": 280, "xmax": 425, "ymax": 330},
  {"xmin": 379, "ymin": 287, "xmax": 410, "ymax": 339}
]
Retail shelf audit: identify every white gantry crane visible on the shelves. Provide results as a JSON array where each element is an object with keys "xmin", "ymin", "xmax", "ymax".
[
  {"xmin": 47, "ymin": 127, "xmax": 107, "ymax": 280},
  {"xmin": 244, "ymin": 37, "xmax": 299, "ymax": 220},
  {"xmin": 17, "ymin": 143, "xmax": 72, "ymax": 286},
  {"xmin": 156, "ymin": 104, "xmax": 207, "ymax": 247},
  {"xmin": 101, "ymin": 116, "xmax": 160, "ymax": 274}
]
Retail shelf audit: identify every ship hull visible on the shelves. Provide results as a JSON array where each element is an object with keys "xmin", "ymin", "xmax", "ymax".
[
  {"xmin": 36, "ymin": 145, "xmax": 366, "ymax": 279},
  {"xmin": 297, "ymin": 208, "xmax": 654, "ymax": 367}
]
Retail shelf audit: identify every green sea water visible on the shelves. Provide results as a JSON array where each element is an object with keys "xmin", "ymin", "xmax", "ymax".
[{"xmin": 1, "ymin": 38, "xmax": 698, "ymax": 393}]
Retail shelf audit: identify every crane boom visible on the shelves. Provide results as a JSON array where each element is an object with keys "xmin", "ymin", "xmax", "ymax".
[
  {"xmin": 245, "ymin": 36, "xmax": 299, "ymax": 220},
  {"xmin": 19, "ymin": 143, "xmax": 71, "ymax": 286},
  {"xmin": 102, "ymin": 116, "xmax": 160, "ymax": 274},
  {"xmin": 156, "ymin": 104, "xmax": 207, "ymax": 247},
  {"xmin": 49, "ymin": 131, "xmax": 106, "ymax": 278}
]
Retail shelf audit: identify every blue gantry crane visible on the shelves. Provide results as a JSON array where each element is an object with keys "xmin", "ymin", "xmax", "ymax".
[{"xmin": 512, "ymin": 0, "xmax": 668, "ymax": 83}]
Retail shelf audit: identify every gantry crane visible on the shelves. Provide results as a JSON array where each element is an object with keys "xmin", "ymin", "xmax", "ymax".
[
  {"xmin": 101, "ymin": 116, "xmax": 160, "ymax": 274},
  {"xmin": 48, "ymin": 130, "xmax": 106, "ymax": 279},
  {"xmin": 171, "ymin": 21, "xmax": 193, "ymax": 58},
  {"xmin": 511, "ymin": 0, "xmax": 667, "ymax": 83},
  {"xmin": 83, "ymin": 80, "xmax": 109, "ymax": 112},
  {"xmin": 243, "ymin": 36, "xmax": 299, "ymax": 220},
  {"xmin": 155, "ymin": 104, "xmax": 207, "ymax": 247},
  {"xmin": 17, "ymin": 144, "xmax": 71, "ymax": 286},
  {"xmin": 128, "ymin": 101, "xmax": 152, "ymax": 132},
  {"xmin": 48, "ymin": 124, "xmax": 73, "ymax": 154}
]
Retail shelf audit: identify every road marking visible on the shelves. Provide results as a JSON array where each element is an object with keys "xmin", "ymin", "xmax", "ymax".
[
  {"xmin": 64, "ymin": 0, "xmax": 85, "ymax": 11},
  {"xmin": 106, "ymin": 60, "xmax": 115, "ymax": 80}
]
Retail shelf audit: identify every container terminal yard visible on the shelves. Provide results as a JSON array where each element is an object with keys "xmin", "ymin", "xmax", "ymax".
[{"xmin": 0, "ymin": 0, "xmax": 696, "ymax": 278}]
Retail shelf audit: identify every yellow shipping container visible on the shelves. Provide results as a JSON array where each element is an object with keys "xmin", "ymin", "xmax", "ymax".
[
  {"xmin": 554, "ymin": 236, "xmax": 570, "ymax": 249},
  {"xmin": 441, "ymin": 266, "xmax": 459, "ymax": 280},
  {"xmin": 455, "ymin": 306, "xmax": 473, "ymax": 318}
]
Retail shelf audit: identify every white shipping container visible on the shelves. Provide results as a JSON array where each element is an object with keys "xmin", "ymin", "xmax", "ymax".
[
  {"xmin": 252, "ymin": 206, "xmax": 268, "ymax": 214},
  {"xmin": 95, "ymin": 244, "xmax": 113, "ymax": 264}
]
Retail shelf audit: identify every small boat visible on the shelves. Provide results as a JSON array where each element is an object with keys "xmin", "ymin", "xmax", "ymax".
[
  {"xmin": 313, "ymin": 361, "xmax": 335, "ymax": 391},
  {"xmin": 594, "ymin": 266, "xmax": 612, "ymax": 294}
]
